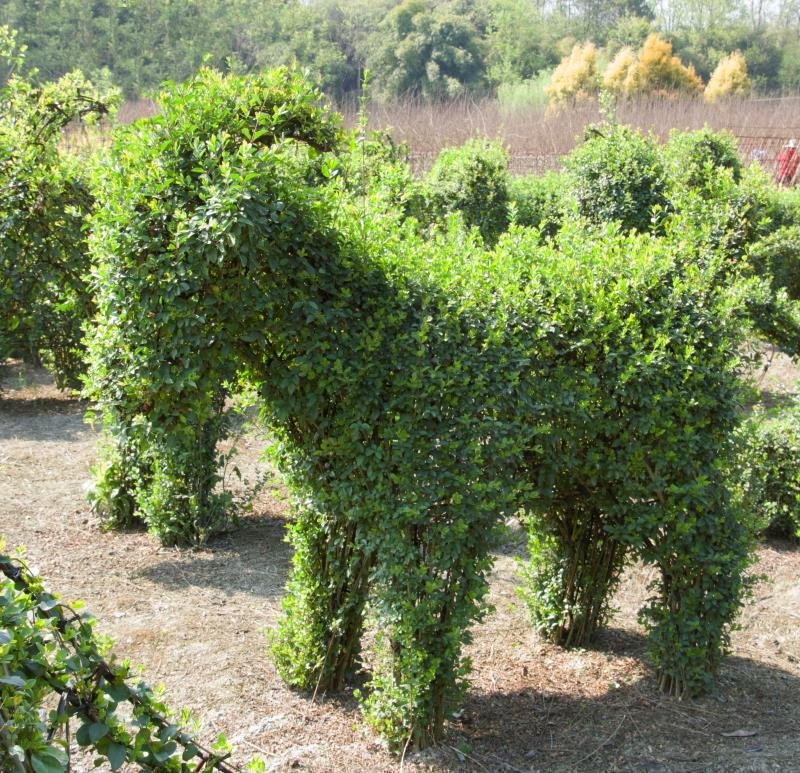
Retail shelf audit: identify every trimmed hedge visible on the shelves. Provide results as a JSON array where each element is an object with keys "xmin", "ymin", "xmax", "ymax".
[
  {"xmin": 735, "ymin": 409, "xmax": 800, "ymax": 542},
  {"xmin": 0, "ymin": 70, "xmax": 115, "ymax": 388},
  {"xmin": 507, "ymin": 171, "xmax": 567, "ymax": 239},
  {"xmin": 663, "ymin": 127, "xmax": 742, "ymax": 191},
  {"xmin": 748, "ymin": 225, "xmax": 800, "ymax": 301},
  {"xmin": 86, "ymin": 71, "xmax": 754, "ymax": 749},
  {"xmin": 563, "ymin": 123, "xmax": 668, "ymax": 233},
  {"xmin": 420, "ymin": 138, "xmax": 510, "ymax": 245}
]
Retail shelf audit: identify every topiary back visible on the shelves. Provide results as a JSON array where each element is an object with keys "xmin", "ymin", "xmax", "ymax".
[{"xmin": 421, "ymin": 138, "xmax": 510, "ymax": 245}]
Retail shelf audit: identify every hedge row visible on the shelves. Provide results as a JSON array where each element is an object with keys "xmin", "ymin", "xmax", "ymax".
[{"xmin": 0, "ymin": 70, "xmax": 115, "ymax": 388}]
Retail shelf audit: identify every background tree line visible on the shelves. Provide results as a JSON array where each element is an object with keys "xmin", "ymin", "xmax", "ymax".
[{"xmin": 2, "ymin": 0, "xmax": 799, "ymax": 103}]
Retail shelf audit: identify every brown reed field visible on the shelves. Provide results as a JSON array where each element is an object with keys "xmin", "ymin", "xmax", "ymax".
[{"xmin": 349, "ymin": 94, "xmax": 800, "ymax": 173}]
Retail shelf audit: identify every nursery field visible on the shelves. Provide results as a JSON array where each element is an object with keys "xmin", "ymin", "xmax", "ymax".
[{"xmin": 2, "ymin": 359, "xmax": 799, "ymax": 773}]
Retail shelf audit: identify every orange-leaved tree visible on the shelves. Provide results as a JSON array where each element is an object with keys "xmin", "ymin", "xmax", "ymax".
[
  {"xmin": 603, "ymin": 46, "xmax": 638, "ymax": 94},
  {"xmin": 605, "ymin": 33, "xmax": 703, "ymax": 97},
  {"xmin": 705, "ymin": 51, "xmax": 751, "ymax": 101},
  {"xmin": 546, "ymin": 42, "xmax": 599, "ymax": 109}
]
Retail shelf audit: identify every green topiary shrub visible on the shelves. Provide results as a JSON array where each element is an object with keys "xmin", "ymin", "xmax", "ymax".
[
  {"xmin": 664, "ymin": 163, "xmax": 772, "ymax": 265},
  {"xmin": 86, "ymin": 69, "xmax": 755, "ymax": 750},
  {"xmin": 661, "ymin": 164, "xmax": 800, "ymax": 358},
  {"xmin": 507, "ymin": 171, "xmax": 569, "ymax": 239},
  {"xmin": 734, "ymin": 408, "xmax": 800, "ymax": 541},
  {"xmin": 563, "ymin": 123, "xmax": 668, "ymax": 233},
  {"xmin": 513, "ymin": 223, "xmax": 751, "ymax": 664},
  {"xmin": 0, "ymin": 65, "xmax": 117, "ymax": 388},
  {"xmin": 763, "ymin": 184, "xmax": 800, "ymax": 230},
  {"xmin": 421, "ymin": 138, "xmax": 510, "ymax": 245},
  {"xmin": 748, "ymin": 225, "xmax": 800, "ymax": 301},
  {"xmin": 663, "ymin": 127, "xmax": 743, "ymax": 191}
]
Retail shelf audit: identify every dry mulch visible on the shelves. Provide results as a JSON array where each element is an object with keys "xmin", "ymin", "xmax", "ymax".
[{"xmin": 1, "ymin": 359, "xmax": 798, "ymax": 772}]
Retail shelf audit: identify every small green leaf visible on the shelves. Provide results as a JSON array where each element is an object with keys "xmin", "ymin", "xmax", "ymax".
[
  {"xmin": 37, "ymin": 596, "xmax": 59, "ymax": 612},
  {"xmin": 76, "ymin": 722, "xmax": 92, "ymax": 746},
  {"xmin": 88, "ymin": 723, "xmax": 109, "ymax": 743},
  {"xmin": 105, "ymin": 682, "xmax": 130, "ymax": 701},
  {"xmin": 31, "ymin": 748, "xmax": 68, "ymax": 773},
  {"xmin": 106, "ymin": 742, "xmax": 127, "ymax": 771},
  {"xmin": 152, "ymin": 741, "xmax": 177, "ymax": 762},
  {"xmin": 158, "ymin": 724, "xmax": 180, "ymax": 743}
]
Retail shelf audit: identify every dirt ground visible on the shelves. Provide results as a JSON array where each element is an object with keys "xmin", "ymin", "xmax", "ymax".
[{"xmin": 1, "ymin": 359, "xmax": 799, "ymax": 772}]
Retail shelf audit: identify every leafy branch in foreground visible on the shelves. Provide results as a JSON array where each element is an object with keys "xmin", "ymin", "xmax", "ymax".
[{"xmin": 0, "ymin": 550, "xmax": 263, "ymax": 772}]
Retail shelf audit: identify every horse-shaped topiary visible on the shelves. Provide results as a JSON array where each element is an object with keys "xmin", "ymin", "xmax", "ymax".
[{"xmin": 86, "ymin": 69, "xmax": 751, "ymax": 750}]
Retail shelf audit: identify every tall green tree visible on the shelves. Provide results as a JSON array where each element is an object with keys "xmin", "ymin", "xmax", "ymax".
[
  {"xmin": 485, "ymin": 0, "xmax": 561, "ymax": 83},
  {"xmin": 369, "ymin": 0, "xmax": 489, "ymax": 100}
]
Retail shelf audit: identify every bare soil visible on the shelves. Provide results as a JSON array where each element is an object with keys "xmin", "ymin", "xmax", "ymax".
[{"xmin": 1, "ymin": 359, "xmax": 799, "ymax": 772}]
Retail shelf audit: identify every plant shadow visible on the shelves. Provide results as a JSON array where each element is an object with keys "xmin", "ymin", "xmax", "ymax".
[
  {"xmin": 0, "ymin": 395, "xmax": 89, "ymax": 442},
  {"xmin": 426, "ymin": 631, "xmax": 800, "ymax": 772},
  {"xmin": 135, "ymin": 509, "xmax": 293, "ymax": 600}
]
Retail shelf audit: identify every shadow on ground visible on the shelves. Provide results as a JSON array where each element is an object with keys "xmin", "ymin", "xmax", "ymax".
[
  {"xmin": 425, "ymin": 633, "xmax": 800, "ymax": 773},
  {"xmin": 0, "ymin": 396, "xmax": 88, "ymax": 442},
  {"xmin": 136, "ymin": 511, "xmax": 292, "ymax": 600}
]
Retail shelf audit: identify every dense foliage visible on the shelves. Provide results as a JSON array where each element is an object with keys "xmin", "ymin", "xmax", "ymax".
[
  {"xmin": 85, "ymin": 68, "xmax": 342, "ymax": 544},
  {"xmin": 735, "ymin": 408, "xmax": 800, "ymax": 541},
  {"xmin": 0, "ymin": 551, "xmax": 253, "ymax": 771},
  {"xmin": 84, "ymin": 71, "xmax": 758, "ymax": 750},
  {"xmin": 0, "ymin": 31, "xmax": 116, "ymax": 388},
  {"xmin": 545, "ymin": 42, "xmax": 599, "ymax": 107},
  {"xmin": 663, "ymin": 126, "xmax": 742, "ymax": 190},
  {"xmin": 748, "ymin": 225, "xmax": 800, "ymax": 302},
  {"xmin": 507, "ymin": 171, "xmax": 567, "ymax": 238},
  {"xmin": 420, "ymin": 138, "xmax": 510, "ymax": 244},
  {"xmin": 563, "ymin": 123, "xmax": 668, "ymax": 233}
]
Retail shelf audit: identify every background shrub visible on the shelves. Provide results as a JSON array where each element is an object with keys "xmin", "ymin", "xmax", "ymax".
[
  {"xmin": 763, "ymin": 185, "xmax": 800, "ymax": 230},
  {"xmin": 563, "ymin": 123, "xmax": 668, "ymax": 233},
  {"xmin": 748, "ymin": 225, "xmax": 800, "ymax": 301},
  {"xmin": 421, "ymin": 138, "xmax": 510, "ymax": 245},
  {"xmin": 337, "ymin": 128, "xmax": 418, "ymax": 215},
  {"xmin": 0, "ymin": 66, "xmax": 116, "ymax": 388},
  {"xmin": 663, "ymin": 127, "xmax": 743, "ymax": 191},
  {"xmin": 603, "ymin": 46, "xmax": 638, "ymax": 94},
  {"xmin": 507, "ymin": 171, "xmax": 568, "ymax": 239},
  {"xmin": 735, "ymin": 408, "xmax": 800, "ymax": 541}
]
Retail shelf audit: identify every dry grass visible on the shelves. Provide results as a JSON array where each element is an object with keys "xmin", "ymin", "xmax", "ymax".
[
  {"xmin": 337, "ymin": 94, "xmax": 800, "ymax": 174},
  {"xmin": 1, "ymin": 358, "xmax": 799, "ymax": 772}
]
